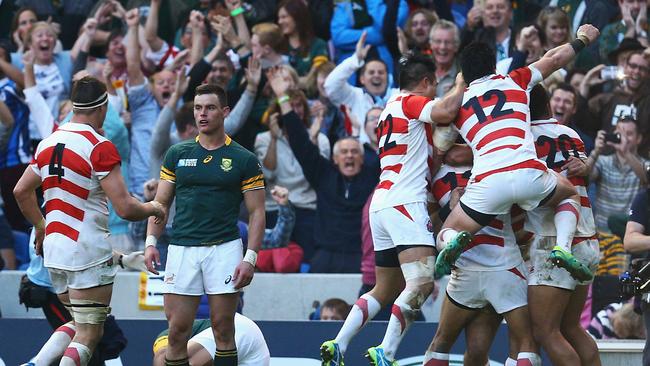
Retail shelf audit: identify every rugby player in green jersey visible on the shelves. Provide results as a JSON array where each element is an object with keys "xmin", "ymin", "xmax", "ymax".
[{"xmin": 144, "ymin": 83, "xmax": 266, "ymax": 366}]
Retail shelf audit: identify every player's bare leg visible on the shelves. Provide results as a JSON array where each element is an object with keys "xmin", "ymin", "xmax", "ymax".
[
  {"xmin": 528, "ymin": 286, "xmax": 580, "ymax": 365},
  {"xmin": 153, "ymin": 341, "xmax": 213, "ymax": 366},
  {"xmin": 322, "ymin": 265, "xmax": 404, "ymax": 365},
  {"xmin": 540, "ymin": 174, "xmax": 592, "ymax": 281},
  {"xmin": 561, "ymin": 285, "xmax": 602, "ymax": 366},
  {"xmin": 208, "ymin": 293, "xmax": 239, "ymax": 365},
  {"xmin": 367, "ymin": 247, "xmax": 435, "ymax": 365},
  {"xmin": 60, "ymin": 285, "xmax": 112, "ymax": 366},
  {"xmin": 424, "ymin": 295, "xmax": 478, "ymax": 365},
  {"xmin": 501, "ymin": 306, "xmax": 541, "ymax": 365},
  {"xmin": 164, "ymin": 294, "xmax": 201, "ymax": 365},
  {"xmin": 435, "ymin": 206, "xmax": 483, "ymax": 277},
  {"xmin": 463, "ymin": 309, "xmax": 502, "ymax": 366}
]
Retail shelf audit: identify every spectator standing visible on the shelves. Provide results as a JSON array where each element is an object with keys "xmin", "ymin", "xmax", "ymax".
[
  {"xmin": 549, "ymin": 83, "xmax": 595, "ymax": 154},
  {"xmin": 599, "ymin": 0, "xmax": 649, "ymax": 62},
  {"xmin": 586, "ymin": 117, "xmax": 649, "ymax": 232},
  {"xmin": 461, "ymin": 0, "xmax": 515, "ymax": 63},
  {"xmin": 330, "ymin": 0, "xmax": 408, "ymax": 76},
  {"xmin": 268, "ymin": 67, "xmax": 380, "ymax": 273},
  {"xmin": 277, "ymin": 0, "xmax": 330, "ymax": 77},
  {"xmin": 537, "ymin": 6, "xmax": 573, "ymax": 51},
  {"xmin": 305, "ymin": 61, "xmax": 347, "ymax": 148},
  {"xmin": 429, "ymin": 20, "xmax": 461, "ymax": 98},
  {"xmin": 324, "ymin": 33, "xmax": 399, "ymax": 145},
  {"xmin": 10, "ymin": 7, "xmax": 39, "ymax": 55}
]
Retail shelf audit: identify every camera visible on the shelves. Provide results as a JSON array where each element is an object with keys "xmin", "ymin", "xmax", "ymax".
[
  {"xmin": 620, "ymin": 258, "xmax": 650, "ymax": 300},
  {"xmin": 601, "ymin": 66, "xmax": 623, "ymax": 80},
  {"xmin": 604, "ymin": 132, "xmax": 621, "ymax": 144}
]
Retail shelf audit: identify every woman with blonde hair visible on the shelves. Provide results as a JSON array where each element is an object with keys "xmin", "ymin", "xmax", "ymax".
[{"xmin": 537, "ymin": 7, "xmax": 572, "ymax": 51}]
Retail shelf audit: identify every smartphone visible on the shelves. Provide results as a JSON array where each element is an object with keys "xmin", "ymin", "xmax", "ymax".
[
  {"xmin": 600, "ymin": 66, "xmax": 621, "ymax": 80},
  {"xmin": 604, "ymin": 132, "xmax": 621, "ymax": 144}
]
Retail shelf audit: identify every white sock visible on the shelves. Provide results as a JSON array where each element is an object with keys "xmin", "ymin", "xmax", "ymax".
[
  {"xmin": 423, "ymin": 351, "xmax": 449, "ymax": 365},
  {"xmin": 504, "ymin": 357, "xmax": 517, "ymax": 366},
  {"xmin": 516, "ymin": 352, "xmax": 541, "ymax": 366},
  {"xmin": 380, "ymin": 293, "xmax": 419, "ymax": 361},
  {"xmin": 34, "ymin": 323, "xmax": 76, "ymax": 366},
  {"xmin": 60, "ymin": 341, "xmax": 91, "ymax": 366},
  {"xmin": 436, "ymin": 228, "xmax": 458, "ymax": 251},
  {"xmin": 334, "ymin": 294, "xmax": 381, "ymax": 353},
  {"xmin": 554, "ymin": 199, "xmax": 579, "ymax": 252}
]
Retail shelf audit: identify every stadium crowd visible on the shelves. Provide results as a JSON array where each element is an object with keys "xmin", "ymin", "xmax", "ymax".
[{"xmin": 2, "ymin": 0, "xmax": 650, "ymax": 365}]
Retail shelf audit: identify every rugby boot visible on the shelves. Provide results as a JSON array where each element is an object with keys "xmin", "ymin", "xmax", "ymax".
[
  {"xmin": 365, "ymin": 345, "xmax": 398, "ymax": 366},
  {"xmin": 434, "ymin": 231, "xmax": 473, "ymax": 278},
  {"xmin": 321, "ymin": 340, "xmax": 344, "ymax": 366},
  {"xmin": 549, "ymin": 246, "xmax": 594, "ymax": 282}
]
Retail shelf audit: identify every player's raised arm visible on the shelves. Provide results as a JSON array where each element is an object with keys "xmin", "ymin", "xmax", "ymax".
[
  {"xmin": 430, "ymin": 72, "xmax": 465, "ymax": 125},
  {"xmin": 531, "ymin": 24, "xmax": 600, "ymax": 79}
]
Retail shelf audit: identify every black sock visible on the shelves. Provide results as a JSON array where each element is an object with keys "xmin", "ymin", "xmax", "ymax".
[
  {"xmin": 165, "ymin": 357, "xmax": 190, "ymax": 366},
  {"xmin": 214, "ymin": 348, "xmax": 238, "ymax": 366}
]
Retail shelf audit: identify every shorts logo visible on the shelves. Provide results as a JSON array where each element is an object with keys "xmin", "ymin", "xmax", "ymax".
[
  {"xmin": 221, "ymin": 158, "xmax": 232, "ymax": 172},
  {"xmin": 225, "ymin": 275, "xmax": 232, "ymax": 284},
  {"xmin": 178, "ymin": 159, "xmax": 197, "ymax": 167},
  {"xmin": 203, "ymin": 155, "xmax": 213, "ymax": 164},
  {"xmin": 426, "ymin": 219, "xmax": 434, "ymax": 233},
  {"xmin": 165, "ymin": 274, "xmax": 176, "ymax": 284}
]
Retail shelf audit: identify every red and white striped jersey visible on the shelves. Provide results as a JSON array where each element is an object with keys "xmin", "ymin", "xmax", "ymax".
[
  {"xmin": 526, "ymin": 119, "xmax": 596, "ymax": 237},
  {"xmin": 30, "ymin": 123, "xmax": 121, "ymax": 271},
  {"xmin": 433, "ymin": 164, "xmax": 523, "ymax": 270},
  {"xmin": 454, "ymin": 66, "xmax": 544, "ymax": 180},
  {"xmin": 370, "ymin": 93, "xmax": 437, "ymax": 212}
]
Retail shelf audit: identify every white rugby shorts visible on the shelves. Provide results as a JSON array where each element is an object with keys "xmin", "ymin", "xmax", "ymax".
[
  {"xmin": 369, "ymin": 201, "xmax": 435, "ymax": 251},
  {"xmin": 49, "ymin": 257, "xmax": 118, "ymax": 294},
  {"xmin": 446, "ymin": 261, "xmax": 528, "ymax": 314},
  {"xmin": 528, "ymin": 236, "xmax": 599, "ymax": 289},
  {"xmin": 163, "ymin": 239, "xmax": 243, "ymax": 296},
  {"xmin": 461, "ymin": 167, "xmax": 557, "ymax": 216}
]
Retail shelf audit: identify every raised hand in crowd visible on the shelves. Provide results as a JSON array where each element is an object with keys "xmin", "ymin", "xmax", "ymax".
[
  {"xmin": 166, "ymin": 49, "xmax": 190, "ymax": 73},
  {"xmin": 22, "ymin": 50, "xmax": 36, "ymax": 89},
  {"xmin": 102, "ymin": 60, "xmax": 115, "ymax": 91},
  {"xmin": 168, "ymin": 69, "xmax": 189, "ymax": 108},
  {"xmin": 309, "ymin": 103, "xmax": 325, "ymax": 143},
  {"xmin": 267, "ymin": 66, "xmax": 293, "ymax": 98},
  {"xmin": 465, "ymin": 4, "xmax": 483, "ymax": 30},
  {"xmin": 125, "ymin": 7, "xmax": 139, "ymax": 28},
  {"xmin": 593, "ymin": 130, "xmax": 607, "ymax": 155},
  {"xmin": 268, "ymin": 112, "xmax": 282, "ymax": 140},
  {"xmin": 211, "ymin": 15, "xmax": 239, "ymax": 47},
  {"xmin": 245, "ymin": 56, "xmax": 262, "ymax": 93},
  {"xmin": 270, "ymin": 185, "xmax": 290, "ymax": 206},
  {"xmin": 355, "ymin": 31, "xmax": 372, "ymax": 63},
  {"xmin": 578, "ymin": 64, "xmax": 606, "ymax": 98},
  {"xmin": 94, "ymin": 0, "xmax": 116, "ymax": 26},
  {"xmin": 397, "ymin": 27, "xmax": 409, "ymax": 56},
  {"xmin": 516, "ymin": 25, "xmax": 538, "ymax": 52}
]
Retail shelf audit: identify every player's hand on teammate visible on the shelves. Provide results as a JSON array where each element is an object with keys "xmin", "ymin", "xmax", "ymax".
[
  {"xmin": 355, "ymin": 31, "xmax": 371, "ymax": 63},
  {"xmin": 271, "ymin": 185, "xmax": 290, "ymax": 205},
  {"xmin": 561, "ymin": 156, "xmax": 587, "ymax": 177},
  {"xmin": 149, "ymin": 200, "xmax": 166, "ymax": 224},
  {"xmin": 449, "ymin": 187, "xmax": 465, "ymax": 210},
  {"xmin": 233, "ymin": 260, "xmax": 255, "ymax": 289},
  {"xmin": 576, "ymin": 24, "xmax": 600, "ymax": 44},
  {"xmin": 144, "ymin": 246, "xmax": 161, "ymax": 275}
]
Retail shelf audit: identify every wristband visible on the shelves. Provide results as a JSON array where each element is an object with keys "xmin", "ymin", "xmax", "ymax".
[
  {"xmin": 277, "ymin": 95, "xmax": 290, "ymax": 105},
  {"xmin": 145, "ymin": 235, "xmax": 158, "ymax": 248},
  {"xmin": 570, "ymin": 38, "xmax": 586, "ymax": 54},
  {"xmin": 230, "ymin": 7, "xmax": 245, "ymax": 17},
  {"xmin": 243, "ymin": 249, "xmax": 258, "ymax": 266}
]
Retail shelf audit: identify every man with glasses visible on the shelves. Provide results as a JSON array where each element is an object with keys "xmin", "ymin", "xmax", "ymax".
[{"xmin": 576, "ymin": 50, "xmax": 650, "ymax": 156}]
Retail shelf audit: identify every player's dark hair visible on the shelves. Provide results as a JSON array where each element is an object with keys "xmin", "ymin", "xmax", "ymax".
[
  {"xmin": 399, "ymin": 54, "xmax": 437, "ymax": 90},
  {"xmin": 529, "ymin": 84, "xmax": 552, "ymax": 120},
  {"xmin": 321, "ymin": 298, "xmax": 352, "ymax": 319},
  {"xmin": 71, "ymin": 76, "xmax": 107, "ymax": 115},
  {"xmin": 175, "ymin": 102, "xmax": 195, "ymax": 133},
  {"xmin": 195, "ymin": 83, "xmax": 228, "ymax": 108},
  {"xmin": 459, "ymin": 42, "xmax": 496, "ymax": 84}
]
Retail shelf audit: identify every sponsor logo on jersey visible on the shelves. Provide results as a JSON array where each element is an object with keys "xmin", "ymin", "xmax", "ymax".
[
  {"xmin": 178, "ymin": 159, "xmax": 197, "ymax": 167},
  {"xmin": 203, "ymin": 155, "xmax": 213, "ymax": 164},
  {"xmin": 221, "ymin": 158, "xmax": 232, "ymax": 172}
]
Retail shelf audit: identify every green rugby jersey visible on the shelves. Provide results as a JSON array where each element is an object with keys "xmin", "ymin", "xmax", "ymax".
[{"xmin": 160, "ymin": 135, "xmax": 264, "ymax": 246}]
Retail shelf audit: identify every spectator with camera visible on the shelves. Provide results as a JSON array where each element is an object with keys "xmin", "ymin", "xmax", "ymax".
[
  {"xmin": 586, "ymin": 116, "xmax": 649, "ymax": 232},
  {"xmin": 576, "ymin": 50, "xmax": 650, "ymax": 156},
  {"xmin": 624, "ymin": 183, "xmax": 650, "ymax": 365}
]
